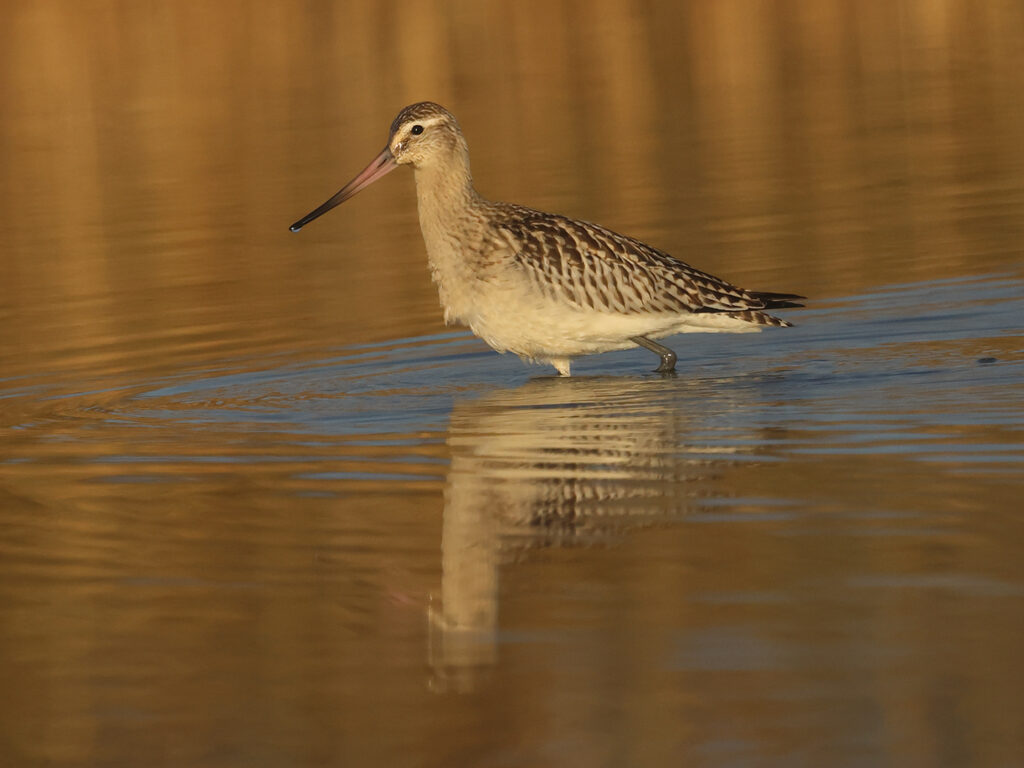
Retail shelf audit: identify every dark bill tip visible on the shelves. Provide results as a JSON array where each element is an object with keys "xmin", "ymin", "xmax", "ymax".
[{"xmin": 288, "ymin": 146, "xmax": 397, "ymax": 234}]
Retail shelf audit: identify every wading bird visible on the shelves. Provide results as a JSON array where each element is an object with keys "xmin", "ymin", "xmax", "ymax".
[{"xmin": 291, "ymin": 102, "xmax": 803, "ymax": 376}]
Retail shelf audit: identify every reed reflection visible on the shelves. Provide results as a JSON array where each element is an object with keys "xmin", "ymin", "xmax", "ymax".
[{"xmin": 429, "ymin": 375, "xmax": 756, "ymax": 689}]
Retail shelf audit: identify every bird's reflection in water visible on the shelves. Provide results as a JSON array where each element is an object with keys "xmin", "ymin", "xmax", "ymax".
[{"xmin": 428, "ymin": 375, "xmax": 758, "ymax": 691}]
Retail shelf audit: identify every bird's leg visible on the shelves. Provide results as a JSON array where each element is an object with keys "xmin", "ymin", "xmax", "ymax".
[
  {"xmin": 631, "ymin": 336, "xmax": 677, "ymax": 373},
  {"xmin": 550, "ymin": 358, "xmax": 572, "ymax": 377}
]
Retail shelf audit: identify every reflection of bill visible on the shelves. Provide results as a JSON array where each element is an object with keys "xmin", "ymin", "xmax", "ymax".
[{"xmin": 428, "ymin": 376, "xmax": 744, "ymax": 691}]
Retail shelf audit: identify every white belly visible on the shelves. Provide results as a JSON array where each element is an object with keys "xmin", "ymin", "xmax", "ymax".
[
  {"xmin": 421, "ymin": 218, "xmax": 762, "ymax": 367},
  {"xmin": 445, "ymin": 272, "xmax": 762, "ymax": 362}
]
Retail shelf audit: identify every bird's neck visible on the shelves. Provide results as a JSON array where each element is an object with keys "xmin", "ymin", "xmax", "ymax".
[
  {"xmin": 411, "ymin": 146, "xmax": 488, "ymax": 322},
  {"xmin": 412, "ymin": 146, "xmax": 480, "ymax": 232}
]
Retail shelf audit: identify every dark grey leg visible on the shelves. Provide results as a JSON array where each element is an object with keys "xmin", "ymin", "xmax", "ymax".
[{"xmin": 630, "ymin": 336, "xmax": 677, "ymax": 373}]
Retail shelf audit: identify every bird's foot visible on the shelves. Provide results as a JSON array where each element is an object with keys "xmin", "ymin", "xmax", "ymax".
[{"xmin": 654, "ymin": 350, "xmax": 677, "ymax": 374}]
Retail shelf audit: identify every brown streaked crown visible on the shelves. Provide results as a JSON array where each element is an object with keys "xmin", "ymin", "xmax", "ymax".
[{"xmin": 389, "ymin": 102, "xmax": 458, "ymax": 136}]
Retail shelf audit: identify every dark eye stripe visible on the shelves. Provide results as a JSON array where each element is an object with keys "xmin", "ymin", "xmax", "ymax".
[{"xmin": 410, "ymin": 124, "xmax": 424, "ymax": 135}]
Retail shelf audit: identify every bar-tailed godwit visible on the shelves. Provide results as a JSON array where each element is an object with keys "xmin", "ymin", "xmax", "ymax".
[{"xmin": 291, "ymin": 102, "xmax": 803, "ymax": 376}]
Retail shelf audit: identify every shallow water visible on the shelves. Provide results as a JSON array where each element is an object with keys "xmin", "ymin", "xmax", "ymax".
[{"xmin": 3, "ymin": 2, "xmax": 1024, "ymax": 767}]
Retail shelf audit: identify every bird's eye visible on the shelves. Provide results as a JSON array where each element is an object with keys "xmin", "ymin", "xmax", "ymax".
[{"xmin": 410, "ymin": 124, "xmax": 424, "ymax": 135}]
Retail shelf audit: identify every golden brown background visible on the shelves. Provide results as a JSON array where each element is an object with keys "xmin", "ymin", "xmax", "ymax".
[{"xmin": 2, "ymin": 1, "xmax": 1023, "ymax": 766}]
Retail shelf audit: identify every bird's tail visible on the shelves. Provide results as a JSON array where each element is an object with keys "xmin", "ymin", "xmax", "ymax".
[
  {"xmin": 727, "ymin": 291, "xmax": 806, "ymax": 327},
  {"xmin": 748, "ymin": 291, "xmax": 806, "ymax": 310},
  {"xmin": 723, "ymin": 308, "xmax": 794, "ymax": 327}
]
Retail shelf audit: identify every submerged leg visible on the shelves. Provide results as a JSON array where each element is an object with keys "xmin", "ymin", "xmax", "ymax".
[{"xmin": 630, "ymin": 336, "xmax": 677, "ymax": 373}]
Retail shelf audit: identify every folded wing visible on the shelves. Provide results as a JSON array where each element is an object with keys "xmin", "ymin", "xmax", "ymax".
[{"xmin": 500, "ymin": 207, "xmax": 803, "ymax": 319}]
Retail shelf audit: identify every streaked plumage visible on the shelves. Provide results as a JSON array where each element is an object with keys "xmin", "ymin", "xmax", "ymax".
[{"xmin": 291, "ymin": 102, "xmax": 804, "ymax": 376}]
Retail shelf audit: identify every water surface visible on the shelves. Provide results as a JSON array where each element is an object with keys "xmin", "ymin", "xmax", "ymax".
[{"xmin": 2, "ymin": 2, "xmax": 1024, "ymax": 766}]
